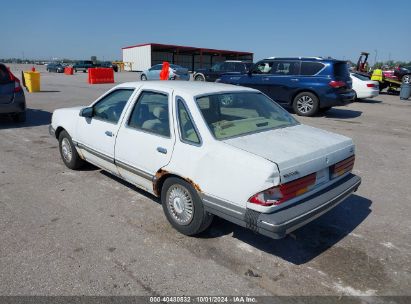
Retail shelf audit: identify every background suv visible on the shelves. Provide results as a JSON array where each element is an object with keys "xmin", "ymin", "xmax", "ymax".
[
  {"xmin": 0, "ymin": 63, "xmax": 26, "ymax": 122},
  {"xmin": 194, "ymin": 60, "xmax": 252, "ymax": 82},
  {"xmin": 218, "ymin": 57, "xmax": 355, "ymax": 116},
  {"xmin": 73, "ymin": 60, "xmax": 95, "ymax": 73}
]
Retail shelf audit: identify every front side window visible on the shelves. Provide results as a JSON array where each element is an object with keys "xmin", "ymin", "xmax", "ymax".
[
  {"xmin": 0, "ymin": 65, "xmax": 11, "ymax": 83},
  {"xmin": 196, "ymin": 92, "xmax": 298, "ymax": 140},
  {"xmin": 128, "ymin": 91, "xmax": 170, "ymax": 137},
  {"xmin": 93, "ymin": 89, "xmax": 133, "ymax": 123},
  {"xmin": 177, "ymin": 99, "xmax": 200, "ymax": 144},
  {"xmin": 253, "ymin": 61, "xmax": 274, "ymax": 74}
]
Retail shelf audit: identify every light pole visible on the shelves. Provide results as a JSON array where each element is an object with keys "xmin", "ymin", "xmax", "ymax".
[{"xmin": 374, "ymin": 49, "xmax": 378, "ymax": 66}]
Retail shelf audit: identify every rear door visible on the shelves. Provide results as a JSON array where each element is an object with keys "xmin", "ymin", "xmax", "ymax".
[
  {"xmin": 0, "ymin": 64, "xmax": 14, "ymax": 104},
  {"xmin": 263, "ymin": 60, "xmax": 300, "ymax": 104},
  {"xmin": 115, "ymin": 88, "xmax": 175, "ymax": 192},
  {"xmin": 147, "ymin": 65, "xmax": 162, "ymax": 80}
]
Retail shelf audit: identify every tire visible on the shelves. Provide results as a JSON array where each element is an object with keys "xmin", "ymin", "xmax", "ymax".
[
  {"xmin": 74, "ymin": 69, "xmax": 77, "ymax": 73},
  {"xmin": 141, "ymin": 74, "xmax": 147, "ymax": 81},
  {"xmin": 161, "ymin": 177, "xmax": 213, "ymax": 236},
  {"xmin": 293, "ymin": 92, "xmax": 319, "ymax": 116},
  {"xmin": 58, "ymin": 130, "xmax": 84, "ymax": 170},
  {"xmin": 83, "ymin": 69, "xmax": 87, "ymax": 73},
  {"xmin": 194, "ymin": 74, "xmax": 205, "ymax": 81},
  {"xmin": 13, "ymin": 111, "xmax": 26, "ymax": 122},
  {"xmin": 402, "ymin": 74, "xmax": 410, "ymax": 84}
]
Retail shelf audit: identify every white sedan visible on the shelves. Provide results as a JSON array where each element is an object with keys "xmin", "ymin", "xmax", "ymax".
[
  {"xmin": 49, "ymin": 82, "xmax": 361, "ymax": 239},
  {"xmin": 350, "ymin": 72, "xmax": 379, "ymax": 99}
]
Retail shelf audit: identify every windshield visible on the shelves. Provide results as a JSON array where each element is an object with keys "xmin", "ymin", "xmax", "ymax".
[{"xmin": 196, "ymin": 92, "xmax": 298, "ymax": 140}]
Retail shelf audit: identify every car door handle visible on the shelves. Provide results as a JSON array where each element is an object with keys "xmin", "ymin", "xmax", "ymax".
[
  {"xmin": 262, "ymin": 77, "xmax": 270, "ymax": 81},
  {"xmin": 157, "ymin": 147, "xmax": 167, "ymax": 154},
  {"xmin": 291, "ymin": 78, "xmax": 299, "ymax": 82},
  {"xmin": 105, "ymin": 131, "xmax": 113, "ymax": 137}
]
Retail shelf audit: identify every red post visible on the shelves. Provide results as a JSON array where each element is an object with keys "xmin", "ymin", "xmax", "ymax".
[{"xmin": 160, "ymin": 61, "xmax": 170, "ymax": 80}]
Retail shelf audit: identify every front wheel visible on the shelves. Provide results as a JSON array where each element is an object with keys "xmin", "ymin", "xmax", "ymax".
[
  {"xmin": 141, "ymin": 74, "xmax": 147, "ymax": 81},
  {"xmin": 194, "ymin": 74, "xmax": 205, "ymax": 81},
  {"xmin": 161, "ymin": 177, "xmax": 213, "ymax": 236},
  {"xmin": 293, "ymin": 92, "xmax": 319, "ymax": 116},
  {"xmin": 58, "ymin": 130, "xmax": 85, "ymax": 170}
]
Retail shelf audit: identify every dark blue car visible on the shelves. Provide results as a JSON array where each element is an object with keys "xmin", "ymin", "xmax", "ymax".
[{"xmin": 218, "ymin": 57, "xmax": 355, "ymax": 116}]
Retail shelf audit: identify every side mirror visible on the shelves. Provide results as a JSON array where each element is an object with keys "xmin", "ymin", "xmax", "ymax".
[{"xmin": 79, "ymin": 107, "xmax": 93, "ymax": 118}]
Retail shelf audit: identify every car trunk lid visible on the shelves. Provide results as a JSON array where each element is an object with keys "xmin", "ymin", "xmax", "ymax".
[{"xmin": 222, "ymin": 124, "xmax": 354, "ymax": 184}]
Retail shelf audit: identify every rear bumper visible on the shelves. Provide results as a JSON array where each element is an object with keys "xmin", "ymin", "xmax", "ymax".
[
  {"xmin": 0, "ymin": 93, "xmax": 26, "ymax": 114},
  {"xmin": 256, "ymin": 174, "xmax": 361, "ymax": 239},
  {"xmin": 321, "ymin": 90, "xmax": 356, "ymax": 108}
]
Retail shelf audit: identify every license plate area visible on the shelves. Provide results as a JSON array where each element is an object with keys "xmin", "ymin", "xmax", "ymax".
[{"xmin": 316, "ymin": 168, "xmax": 330, "ymax": 185}]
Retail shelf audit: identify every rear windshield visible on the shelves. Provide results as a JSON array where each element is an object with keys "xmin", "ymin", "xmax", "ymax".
[
  {"xmin": 196, "ymin": 92, "xmax": 298, "ymax": 140},
  {"xmin": 333, "ymin": 62, "xmax": 350, "ymax": 77},
  {"xmin": 0, "ymin": 65, "xmax": 11, "ymax": 84}
]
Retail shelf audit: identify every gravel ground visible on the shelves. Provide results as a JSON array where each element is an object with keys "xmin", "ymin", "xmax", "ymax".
[{"xmin": 0, "ymin": 64, "xmax": 410, "ymax": 298}]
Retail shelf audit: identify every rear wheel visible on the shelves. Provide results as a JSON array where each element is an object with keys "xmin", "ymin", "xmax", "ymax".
[
  {"xmin": 293, "ymin": 92, "xmax": 319, "ymax": 116},
  {"xmin": 402, "ymin": 74, "xmax": 410, "ymax": 84},
  {"xmin": 58, "ymin": 130, "xmax": 84, "ymax": 170},
  {"xmin": 194, "ymin": 74, "xmax": 205, "ymax": 81},
  {"xmin": 141, "ymin": 74, "xmax": 147, "ymax": 81},
  {"xmin": 161, "ymin": 177, "xmax": 213, "ymax": 236},
  {"xmin": 13, "ymin": 111, "xmax": 26, "ymax": 123}
]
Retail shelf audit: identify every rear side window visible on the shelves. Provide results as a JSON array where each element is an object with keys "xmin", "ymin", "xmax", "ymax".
[
  {"xmin": 0, "ymin": 65, "xmax": 11, "ymax": 84},
  {"xmin": 128, "ymin": 91, "xmax": 170, "ymax": 137},
  {"xmin": 333, "ymin": 62, "xmax": 350, "ymax": 77},
  {"xmin": 300, "ymin": 62, "xmax": 325, "ymax": 76}
]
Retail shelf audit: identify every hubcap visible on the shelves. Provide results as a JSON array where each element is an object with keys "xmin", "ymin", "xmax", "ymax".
[
  {"xmin": 196, "ymin": 76, "xmax": 204, "ymax": 81},
  {"xmin": 403, "ymin": 75, "xmax": 410, "ymax": 84},
  {"xmin": 166, "ymin": 185, "xmax": 194, "ymax": 225},
  {"xmin": 297, "ymin": 96, "xmax": 314, "ymax": 113},
  {"xmin": 61, "ymin": 138, "xmax": 72, "ymax": 162}
]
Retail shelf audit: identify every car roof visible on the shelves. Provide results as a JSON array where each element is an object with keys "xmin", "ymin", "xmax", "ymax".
[
  {"xmin": 116, "ymin": 81, "xmax": 258, "ymax": 96},
  {"xmin": 263, "ymin": 57, "xmax": 345, "ymax": 62}
]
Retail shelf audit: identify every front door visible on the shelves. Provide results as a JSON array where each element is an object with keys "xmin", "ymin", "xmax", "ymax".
[
  {"xmin": 115, "ymin": 89, "xmax": 175, "ymax": 193},
  {"xmin": 75, "ymin": 88, "xmax": 135, "ymax": 174}
]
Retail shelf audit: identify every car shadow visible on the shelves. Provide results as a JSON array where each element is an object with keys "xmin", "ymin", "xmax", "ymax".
[
  {"xmin": 98, "ymin": 170, "xmax": 371, "ymax": 265},
  {"xmin": 356, "ymin": 98, "xmax": 382, "ymax": 104},
  {"xmin": 0, "ymin": 108, "xmax": 51, "ymax": 129},
  {"xmin": 320, "ymin": 108, "xmax": 362, "ymax": 119},
  {"xmin": 99, "ymin": 171, "xmax": 160, "ymax": 204},
  {"xmin": 200, "ymin": 194, "xmax": 371, "ymax": 265}
]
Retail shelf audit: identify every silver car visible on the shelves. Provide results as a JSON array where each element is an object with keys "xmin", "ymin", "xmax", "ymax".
[
  {"xmin": 0, "ymin": 63, "xmax": 26, "ymax": 122},
  {"xmin": 140, "ymin": 64, "xmax": 189, "ymax": 81}
]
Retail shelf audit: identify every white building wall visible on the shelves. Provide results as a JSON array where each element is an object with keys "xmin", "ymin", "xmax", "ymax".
[{"xmin": 122, "ymin": 45, "xmax": 152, "ymax": 71}]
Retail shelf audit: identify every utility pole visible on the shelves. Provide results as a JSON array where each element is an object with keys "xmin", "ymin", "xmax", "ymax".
[{"xmin": 374, "ymin": 49, "xmax": 378, "ymax": 66}]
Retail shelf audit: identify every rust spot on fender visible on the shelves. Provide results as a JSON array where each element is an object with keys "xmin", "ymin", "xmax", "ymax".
[
  {"xmin": 152, "ymin": 169, "xmax": 202, "ymax": 196},
  {"xmin": 184, "ymin": 178, "xmax": 202, "ymax": 193},
  {"xmin": 153, "ymin": 169, "xmax": 169, "ymax": 196}
]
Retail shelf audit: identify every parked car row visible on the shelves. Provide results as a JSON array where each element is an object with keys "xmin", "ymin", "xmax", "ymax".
[
  {"xmin": 142, "ymin": 57, "xmax": 382, "ymax": 116},
  {"xmin": 46, "ymin": 61, "xmax": 118, "ymax": 73}
]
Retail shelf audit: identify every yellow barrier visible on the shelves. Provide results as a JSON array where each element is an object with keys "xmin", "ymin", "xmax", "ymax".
[{"xmin": 23, "ymin": 71, "xmax": 41, "ymax": 92}]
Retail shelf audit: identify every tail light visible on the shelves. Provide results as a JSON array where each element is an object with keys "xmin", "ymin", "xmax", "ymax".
[
  {"xmin": 248, "ymin": 173, "xmax": 316, "ymax": 207},
  {"xmin": 7, "ymin": 68, "xmax": 22, "ymax": 93},
  {"xmin": 366, "ymin": 83, "xmax": 375, "ymax": 88},
  {"xmin": 329, "ymin": 80, "xmax": 346, "ymax": 88},
  {"xmin": 330, "ymin": 155, "xmax": 355, "ymax": 179}
]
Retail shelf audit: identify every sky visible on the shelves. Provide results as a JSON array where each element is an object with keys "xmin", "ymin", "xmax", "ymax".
[{"xmin": 1, "ymin": 0, "xmax": 410, "ymax": 63}]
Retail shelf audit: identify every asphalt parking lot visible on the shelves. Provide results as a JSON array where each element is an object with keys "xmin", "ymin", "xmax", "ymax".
[{"xmin": 1, "ymin": 64, "xmax": 410, "ymax": 297}]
